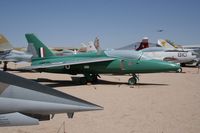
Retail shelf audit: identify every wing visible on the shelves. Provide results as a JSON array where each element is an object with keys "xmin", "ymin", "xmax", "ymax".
[
  {"xmin": 0, "ymin": 59, "xmax": 18, "ymax": 62},
  {"xmin": 20, "ymin": 57, "xmax": 115, "ymax": 70},
  {"xmin": 0, "ymin": 112, "xmax": 39, "ymax": 127},
  {"xmin": 0, "ymin": 70, "xmax": 103, "ymax": 126}
]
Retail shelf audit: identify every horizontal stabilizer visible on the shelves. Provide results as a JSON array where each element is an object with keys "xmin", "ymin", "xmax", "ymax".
[{"xmin": 157, "ymin": 39, "xmax": 175, "ymax": 49}]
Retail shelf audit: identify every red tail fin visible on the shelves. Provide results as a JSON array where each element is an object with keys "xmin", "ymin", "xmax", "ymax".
[{"xmin": 136, "ymin": 37, "xmax": 149, "ymax": 50}]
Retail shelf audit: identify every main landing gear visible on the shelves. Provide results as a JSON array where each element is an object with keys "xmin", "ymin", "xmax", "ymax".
[
  {"xmin": 79, "ymin": 74, "xmax": 100, "ymax": 85},
  {"xmin": 3, "ymin": 61, "xmax": 8, "ymax": 71},
  {"xmin": 128, "ymin": 74, "xmax": 139, "ymax": 85}
]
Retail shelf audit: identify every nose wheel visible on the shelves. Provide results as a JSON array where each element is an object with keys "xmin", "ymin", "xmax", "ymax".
[
  {"xmin": 128, "ymin": 74, "xmax": 138, "ymax": 85},
  {"xmin": 176, "ymin": 68, "xmax": 182, "ymax": 73},
  {"xmin": 80, "ymin": 77, "xmax": 88, "ymax": 85}
]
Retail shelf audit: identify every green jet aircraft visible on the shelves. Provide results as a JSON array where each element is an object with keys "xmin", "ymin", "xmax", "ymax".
[{"xmin": 22, "ymin": 33, "xmax": 180, "ymax": 85}]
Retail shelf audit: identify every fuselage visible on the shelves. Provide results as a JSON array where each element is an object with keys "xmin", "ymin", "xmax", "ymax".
[
  {"xmin": 181, "ymin": 46, "xmax": 200, "ymax": 60},
  {"xmin": 143, "ymin": 50, "xmax": 196, "ymax": 63},
  {"xmin": 32, "ymin": 50, "xmax": 180, "ymax": 74},
  {"xmin": 0, "ymin": 50, "xmax": 32, "ymax": 62}
]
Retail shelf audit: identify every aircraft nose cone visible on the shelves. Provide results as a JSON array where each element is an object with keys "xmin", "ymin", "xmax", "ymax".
[
  {"xmin": 168, "ymin": 62, "xmax": 180, "ymax": 71},
  {"xmin": 80, "ymin": 104, "xmax": 103, "ymax": 111},
  {"xmin": 63, "ymin": 98, "xmax": 104, "ymax": 112},
  {"xmin": 157, "ymin": 60, "xmax": 181, "ymax": 72},
  {"xmin": 59, "ymin": 102, "xmax": 103, "ymax": 113},
  {"xmin": 135, "ymin": 60, "xmax": 181, "ymax": 73}
]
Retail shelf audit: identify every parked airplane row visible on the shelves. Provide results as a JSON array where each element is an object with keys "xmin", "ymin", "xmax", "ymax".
[
  {"xmin": 117, "ymin": 37, "xmax": 200, "ymax": 67},
  {"xmin": 1, "ymin": 34, "xmax": 200, "ymax": 85}
]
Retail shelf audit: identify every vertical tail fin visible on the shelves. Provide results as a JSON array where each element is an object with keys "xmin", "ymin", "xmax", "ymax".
[
  {"xmin": 0, "ymin": 34, "xmax": 13, "ymax": 51},
  {"xmin": 157, "ymin": 39, "xmax": 175, "ymax": 49},
  {"xmin": 26, "ymin": 43, "xmax": 38, "ymax": 58},
  {"xmin": 94, "ymin": 37, "xmax": 101, "ymax": 51},
  {"xmin": 25, "ymin": 33, "xmax": 54, "ymax": 58},
  {"xmin": 79, "ymin": 37, "xmax": 101, "ymax": 52},
  {"xmin": 136, "ymin": 37, "xmax": 149, "ymax": 51},
  {"xmin": 86, "ymin": 41, "xmax": 97, "ymax": 52}
]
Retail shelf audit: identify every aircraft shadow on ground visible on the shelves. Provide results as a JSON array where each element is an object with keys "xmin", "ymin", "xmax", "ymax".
[
  {"xmin": 135, "ymin": 83, "xmax": 168, "ymax": 86},
  {"xmin": 32, "ymin": 78, "xmax": 80, "ymax": 87},
  {"xmin": 31, "ymin": 78, "xmax": 168, "ymax": 88}
]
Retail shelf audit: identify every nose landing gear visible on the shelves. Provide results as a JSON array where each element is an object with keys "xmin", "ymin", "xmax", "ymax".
[
  {"xmin": 128, "ymin": 74, "xmax": 138, "ymax": 85},
  {"xmin": 176, "ymin": 68, "xmax": 182, "ymax": 73}
]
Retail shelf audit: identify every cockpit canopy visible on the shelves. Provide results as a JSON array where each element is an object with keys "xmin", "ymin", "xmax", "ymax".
[{"xmin": 104, "ymin": 50, "xmax": 152, "ymax": 60}]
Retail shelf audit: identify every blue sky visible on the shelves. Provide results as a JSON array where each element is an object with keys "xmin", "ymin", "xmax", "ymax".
[{"xmin": 0, "ymin": 0, "xmax": 200, "ymax": 48}]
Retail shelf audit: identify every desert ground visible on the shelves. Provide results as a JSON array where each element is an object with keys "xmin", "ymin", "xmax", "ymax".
[{"xmin": 1, "ymin": 63, "xmax": 200, "ymax": 133}]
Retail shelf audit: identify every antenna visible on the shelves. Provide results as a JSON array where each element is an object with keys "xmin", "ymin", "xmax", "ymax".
[{"xmin": 57, "ymin": 121, "xmax": 67, "ymax": 133}]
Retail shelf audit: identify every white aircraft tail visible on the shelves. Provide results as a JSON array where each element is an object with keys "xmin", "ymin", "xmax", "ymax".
[
  {"xmin": 94, "ymin": 37, "xmax": 101, "ymax": 51},
  {"xmin": 79, "ymin": 37, "xmax": 101, "ymax": 52},
  {"xmin": 86, "ymin": 41, "xmax": 97, "ymax": 52},
  {"xmin": 86, "ymin": 37, "xmax": 101, "ymax": 52},
  {"xmin": 157, "ymin": 39, "xmax": 175, "ymax": 49},
  {"xmin": 26, "ymin": 43, "xmax": 38, "ymax": 58}
]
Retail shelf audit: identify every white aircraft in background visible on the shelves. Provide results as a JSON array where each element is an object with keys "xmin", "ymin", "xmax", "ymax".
[
  {"xmin": 158, "ymin": 39, "xmax": 200, "ymax": 66},
  {"xmin": 53, "ymin": 37, "xmax": 100, "ymax": 56},
  {"xmin": 78, "ymin": 37, "xmax": 100, "ymax": 52},
  {"xmin": 117, "ymin": 37, "xmax": 197, "ymax": 69},
  {"xmin": 0, "ymin": 34, "xmax": 32, "ymax": 71},
  {"xmin": 158, "ymin": 39, "xmax": 200, "ymax": 51}
]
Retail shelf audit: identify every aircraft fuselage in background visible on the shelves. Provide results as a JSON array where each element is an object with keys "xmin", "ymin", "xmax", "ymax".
[{"xmin": 20, "ymin": 34, "xmax": 181, "ymax": 85}]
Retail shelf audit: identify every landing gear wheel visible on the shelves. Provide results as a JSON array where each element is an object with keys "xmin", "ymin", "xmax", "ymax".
[
  {"xmin": 176, "ymin": 68, "xmax": 182, "ymax": 73},
  {"xmin": 196, "ymin": 62, "xmax": 200, "ymax": 67},
  {"xmin": 128, "ymin": 77, "xmax": 137, "ymax": 85},
  {"xmin": 91, "ymin": 76, "xmax": 98, "ymax": 83},
  {"xmin": 180, "ymin": 63, "xmax": 185, "ymax": 67},
  {"xmin": 90, "ymin": 74, "xmax": 99, "ymax": 84},
  {"xmin": 80, "ymin": 77, "xmax": 87, "ymax": 85}
]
